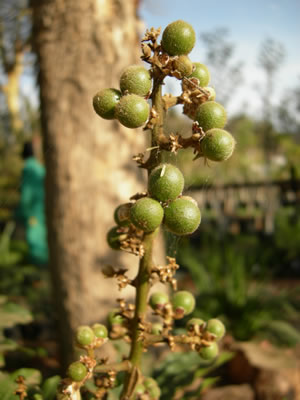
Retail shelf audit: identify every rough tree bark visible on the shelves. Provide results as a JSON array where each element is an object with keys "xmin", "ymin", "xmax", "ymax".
[{"xmin": 31, "ymin": 0, "xmax": 145, "ymax": 370}]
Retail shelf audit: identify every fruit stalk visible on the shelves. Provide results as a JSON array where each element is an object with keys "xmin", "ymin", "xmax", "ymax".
[
  {"xmin": 147, "ymin": 75, "xmax": 164, "ymax": 170},
  {"xmin": 121, "ymin": 76, "xmax": 164, "ymax": 399}
]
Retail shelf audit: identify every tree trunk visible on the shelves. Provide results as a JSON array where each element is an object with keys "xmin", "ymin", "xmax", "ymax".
[{"xmin": 31, "ymin": 0, "xmax": 145, "ymax": 370}]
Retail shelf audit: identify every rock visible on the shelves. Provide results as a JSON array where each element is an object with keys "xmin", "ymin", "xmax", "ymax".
[
  {"xmin": 255, "ymin": 369, "xmax": 294, "ymax": 400},
  {"xmin": 201, "ymin": 384, "xmax": 255, "ymax": 400}
]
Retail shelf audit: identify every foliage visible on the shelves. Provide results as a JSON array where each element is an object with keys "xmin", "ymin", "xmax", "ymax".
[
  {"xmin": 200, "ymin": 27, "xmax": 243, "ymax": 106},
  {"xmin": 152, "ymin": 350, "xmax": 233, "ymax": 400},
  {"xmin": 176, "ymin": 230, "xmax": 300, "ymax": 345},
  {"xmin": 0, "ymin": 370, "xmax": 60, "ymax": 400},
  {"xmin": 0, "ymin": 221, "xmax": 51, "ymax": 312}
]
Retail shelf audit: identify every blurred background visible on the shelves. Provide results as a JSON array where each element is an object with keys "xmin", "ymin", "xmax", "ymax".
[{"xmin": 0, "ymin": 0, "xmax": 299, "ymax": 399}]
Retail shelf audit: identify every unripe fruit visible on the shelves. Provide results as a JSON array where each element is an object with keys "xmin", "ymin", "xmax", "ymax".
[
  {"xmin": 133, "ymin": 383, "xmax": 146, "ymax": 399},
  {"xmin": 151, "ymin": 322, "xmax": 163, "ymax": 335},
  {"xmin": 114, "ymin": 203, "xmax": 132, "ymax": 227},
  {"xmin": 195, "ymin": 101, "xmax": 227, "ymax": 132},
  {"xmin": 179, "ymin": 195, "xmax": 198, "ymax": 206},
  {"xmin": 201, "ymin": 129, "xmax": 235, "ymax": 162},
  {"xmin": 120, "ymin": 65, "xmax": 152, "ymax": 96},
  {"xmin": 148, "ymin": 163, "xmax": 184, "ymax": 202},
  {"xmin": 199, "ymin": 342, "xmax": 219, "ymax": 360},
  {"xmin": 115, "ymin": 94, "xmax": 149, "ymax": 129},
  {"xmin": 93, "ymin": 88, "xmax": 121, "ymax": 120},
  {"xmin": 67, "ymin": 361, "xmax": 87, "ymax": 382},
  {"xmin": 206, "ymin": 318, "xmax": 225, "ymax": 341},
  {"xmin": 108, "ymin": 310, "xmax": 124, "ymax": 327},
  {"xmin": 106, "ymin": 226, "xmax": 124, "ymax": 250},
  {"xmin": 149, "ymin": 292, "xmax": 169, "ymax": 310},
  {"xmin": 173, "ymin": 55, "xmax": 194, "ymax": 77},
  {"xmin": 144, "ymin": 377, "xmax": 161, "ymax": 399},
  {"xmin": 172, "ymin": 291, "xmax": 195, "ymax": 316},
  {"xmin": 130, "ymin": 198, "xmax": 164, "ymax": 232},
  {"xmin": 92, "ymin": 323, "xmax": 108, "ymax": 339},
  {"xmin": 162, "ymin": 20, "xmax": 196, "ymax": 56},
  {"xmin": 187, "ymin": 318, "xmax": 205, "ymax": 329},
  {"xmin": 76, "ymin": 325, "xmax": 95, "ymax": 346},
  {"xmin": 164, "ymin": 198, "xmax": 201, "ymax": 236},
  {"xmin": 189, "ymin": 63, "xmax": 210, "ymax": 87},
  {"xmin": 203, "ymin": 86, "xmax": 216, "ymax": 101}
]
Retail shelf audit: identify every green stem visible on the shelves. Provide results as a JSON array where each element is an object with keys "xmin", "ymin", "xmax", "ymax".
[
  {"xmin": 147, "ymin": 76, "xmax": 165, "ymax": 171},
  {"xmin": 128, "ymin": 229, "xmax": 157, "ymax": 365},
  {"xmin": 121, "ymin": 76, "xmax": 165, "ymax": 399}
]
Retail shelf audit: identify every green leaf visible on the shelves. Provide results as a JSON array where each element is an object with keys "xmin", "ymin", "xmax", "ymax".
[
  {"xmin": 0, "ymin": 352, "xmax": 5, "ymax": 367},
  {"xmin": 0, "ymin": 338, "xmax": 18, "ymax": 352},
  {"xmin": 199, "ymin": 376, "xmax": 219, "ymax": 391},
  {"xmin": 11, "ymin": 368, "xmax": 42, "ymax": 386},
  {"xmin": 195, "ymin": 351, "xmax": 234, "ymax": 377},
  {"xmin": 0, "ymin": 375, "xmax": 19, "ymax": 400},
  {"xmin": 0, "ymin": 302, "xmax": 33, "ymax": 328},
  {"xmin": 42, "ymin": 375, "xmax": 61, "ymax": 400},
  {"xmin": 265, "ymin": 320, "xmax": 300, "ymax": 347}
]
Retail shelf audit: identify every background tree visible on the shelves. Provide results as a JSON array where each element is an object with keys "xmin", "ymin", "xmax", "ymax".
[
  {"xmin": 31, "ymin": 0, "xmax": 146, "ymax": 370},
  {"xmin": 257, "ymin": 37, "xmax": 285, "ymax": 163},
  {"xmin": 200, "ymin": 27, "xmax": 243, "ymax": 106},
  {"xmin": 0, "ymin": 0, "xmax": 32, "ymax": 135}
]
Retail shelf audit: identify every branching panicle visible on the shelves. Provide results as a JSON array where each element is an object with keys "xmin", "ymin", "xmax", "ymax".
[{"xmin": 61, "ymin": 20, "xmax": 234, "ymax": 400}]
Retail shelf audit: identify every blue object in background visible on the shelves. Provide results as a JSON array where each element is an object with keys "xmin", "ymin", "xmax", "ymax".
[{"xmin": 15, "ymin": 154, "xmax": 49, "ymax": 266}]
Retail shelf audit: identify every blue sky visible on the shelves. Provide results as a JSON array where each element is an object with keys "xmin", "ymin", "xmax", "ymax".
[{"xmin": 139, "ymin": 0, "xmax": 300, "ymax": 115}]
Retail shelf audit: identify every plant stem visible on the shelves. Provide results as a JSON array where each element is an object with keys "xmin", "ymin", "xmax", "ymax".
[
  {"xmin": 120, "ymin": 229, "xmax": 158, "ymax": 399},
  {"xmin": 147, "ymin": 75, "xmax": 165, "ymax": 171},
  {"xmin": 121, "ymin": 76, "xmax": 165, "ymax": 399},
  {"xmin": 94, "ymin": 360, "xmax": 132, "ymax": 374}
]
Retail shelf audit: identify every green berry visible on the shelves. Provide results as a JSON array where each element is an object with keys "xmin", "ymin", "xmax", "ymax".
[
  {"xmin": 93, "ymin": 88, "xmax": 121, "ymax": 120},
  {"xmin": 201, "ymin": 129, "xmax": 235, "ymax": 162},
  {"xmin": 195, "ymin": 101, "xmax": 227, "ymax": 132},
  {"xmin": 204, "ymin": 86, "xmax": 216, "ymax": 100},
  {"xmin": 206, "ymin": 319, "xmax": 225, "ymax": 341},
  {"xmin": 199, "ymin": 342, "xmax": 219, "ymax": 360},
  {"xmin": 149, "ymin": 292, "xmax": 169, "ymax": 310},
  {"xmin": 106, "ymin": 226, "xmax": 124, "ymax": 250},
  {"xmin": 115, "ymin": 94, "xmax": 149, "ymax": 129},
  {"xmin": 151, "ymin": 322, "xmax": 163, "ymax": 335},
  {"xmin": 144, "ymin": 377, "xmax": 161, "ymax": 399},
  {"xmin": 92, "ymin": 323, "xmax": 108, "ymax": 339},
  {"xmin": 187, "ymin": 318, "xmax": 205, "ymax": 329},
  {"xmin": 148, "ymin": 163, "xmax": 184, "ymax": 202},
  {"xmin": 189, "ymin": 63, "xmax": 210, "ymax": 87},
  {"xmin": 172, "ymin": 291, "xmax": 195, "ymax": 316},
  {"xmin": 164, "ymin": 198, "xmax": 201, "ymax": 236},
  {"xmin": 179, "ymin": 196, "xmax": 198, "ymax": 206},
  {"xmin": 133, "ymin": 383, "xmax": 146, "ymax": 399},
  {"xmin": 114, "ymin": 203, "xmax": 132, "ymax": 227},
  {"xmin": 130, "ymin": 198, "xmax": 164, "ymax": 232},
  {"xmin": 108, "ymin": 310, "xmax": 124, "ymax": 327},
  {"xmin": 162, "ymin": 20, "xmax": 196, "ymax": 56},
  {"xmin": 67, "ymin": 361, "xmax": 87, "ymax": 382},
  {"xmin": 173, "ymin": 55, "xmax": 194, "ymax": 77},
  {"xmin": 76, "ymin": 325, "xmax": 95, "ymax": 346},
  {"xmin": 120, "ymin": 65, "xmax": 152, "ymax": 96}
]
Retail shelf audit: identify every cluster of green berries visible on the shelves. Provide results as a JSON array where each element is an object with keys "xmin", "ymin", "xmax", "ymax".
[
  {"xmin": 149, "ymin": 290, "xmax": 225, "ymax": 360},
  {"xmin": 150, "ymin": 290, "xmax": 195, "ymax": 317},
  {"xmin": 66, "ymin": 323, "xmax": 108, "ymax": 382},
  {"xmin": 93, "ymin": 20, "xmax": 235, "ymax": 163},
  {"xmin": 161, "ymin": 20, "xmax": 236, "ymax": 163},
  {"xmin": 107, "ymin": 163, "xmax": 201, "ymax": 250},
  {"xmin": 186, "ymin": 318, "xmax": 225, "ymax": 360},
  {"xmin": 93, "ymin": 64, "xmax": 151, "ymax": 129}
]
